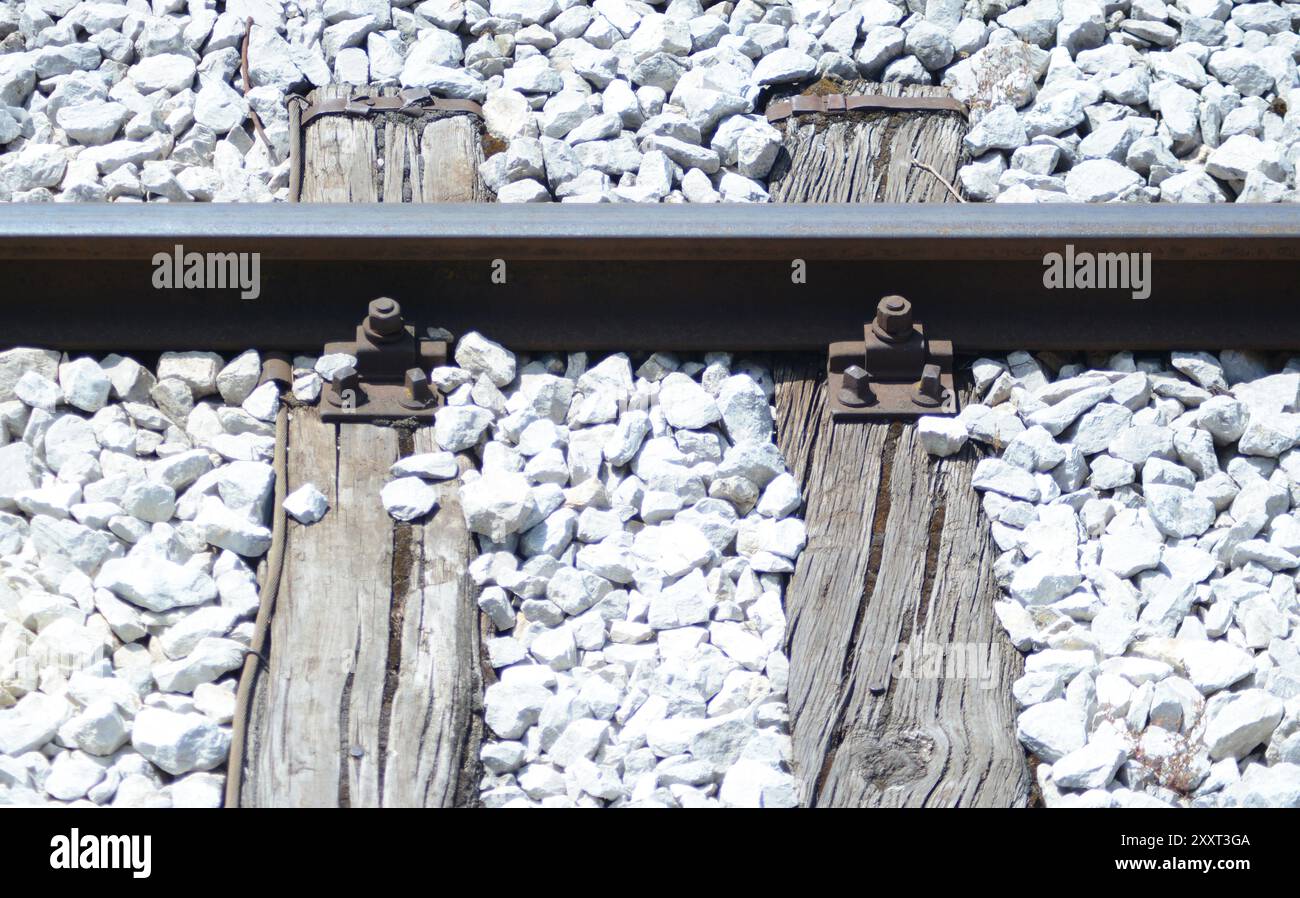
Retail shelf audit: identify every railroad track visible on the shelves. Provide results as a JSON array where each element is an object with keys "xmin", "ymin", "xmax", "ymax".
[
  {"xmin": 4, "ymin": 203, "xmax": 1300, "ymax": 811},
  {"xmin": 3, "ymin": 204, "xmax": 1300, "ymax": 352}
]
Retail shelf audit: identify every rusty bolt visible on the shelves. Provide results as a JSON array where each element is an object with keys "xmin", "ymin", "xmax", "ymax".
[
  {"xmin": 401, "ymin": 367, "xmax": 433, "ymax": 408},
  {"xmin": 326, "ymin": 365, "xmax": 360, "ymax": 407},
  {"xmin": 914, "ymin": 363, "xmax": 945, "ymax": 407},
  {"xmin": 336, "ymin": 366, "xmax": 360, "ymax": 392},
  {"xmin": 366, "ymin": 297, "xmax": 404, "ymax": 338},
  {"xmin": 872, "ymin": 295, "xmax": 914, "ymax": 342},
  {"xmin": 838, "ymin": 364, "xmax": 874, "ymax": 408}
]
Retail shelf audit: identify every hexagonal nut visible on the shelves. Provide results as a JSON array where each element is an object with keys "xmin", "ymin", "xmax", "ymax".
[
  {"xmin": 367, "ymin": 297, "xmax": 404, "ymax": 336},
  {"xmin": 874, "ymin": 295, "xmax": 913, "ymax": 339}
]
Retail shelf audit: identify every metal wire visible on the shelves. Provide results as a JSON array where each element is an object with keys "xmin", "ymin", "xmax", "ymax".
[{"xmin": 224, "ymin": 395, "xmax": 289, "ymax": 808}]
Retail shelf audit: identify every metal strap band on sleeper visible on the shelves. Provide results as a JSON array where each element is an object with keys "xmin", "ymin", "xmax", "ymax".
[
  {"xmin": 298, "ymin": 89, "xmax": 484, "ymax": 128},
  {"xmin": 765, "ymin": 94, "xmax": 967, "ymax": 123}
]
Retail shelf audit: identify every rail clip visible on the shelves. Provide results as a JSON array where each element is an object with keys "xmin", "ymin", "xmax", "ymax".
[
  {"xmin": 321, "ymin": 298, "xmax": 446, "ymax": 423},
  {"xmin": 828, "ymin": 296, "xmax": 957, "ymax": 421}
]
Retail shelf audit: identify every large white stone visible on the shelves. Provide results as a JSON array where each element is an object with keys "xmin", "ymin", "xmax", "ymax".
[
  {"xmin": 391, "ymin": 451, "xmax": 458, "ymax": 480},
  {"xmin": 752, "ymin": 48, "xmax": 818, "ymax": 84},
  {"xmin": 283, "ymin": 483, "xmax": 329, "ymax": 524},
  {"xmin": 45, "ymin": 751, "xmax": 107, "ymax": 801},
  {"xmin": 546, "ymin": 565, "xmax": 611, "ymax": 615},
  {"xmin": 193, "ymin": 77, "xmax": 249, "ymax": 134},
  {"xmin": 972, "ymin": 458, "xmax": 1041, "ymax": 501},
  {"xmin": 1206, "ymin": 134, "xmax": 1286, "ymax": 182},
  {"xmin": 718, "ymin": 759, "xmax": 798, "ymax": 807},
  {"xmin": 1145, "ymin": 484, "xmax": 1215, "ymax": 538},
  {"xmin": 1205, "ymin": 690, "xmax": 1284, "ymax": 761},
  {"xmin": 1219, "ymin": 762, "xmax": 1300, "ymax": 808},
  {"xmin": 1017, "ymin": 699, "xmax": 1086, "ymax": 762},
  {"xmin": 152, "ymin": 637, "xmax": 245, "ymax": 694},
  {"xmin": 216, "ymin": 350, "xmax": 261, "ymax": 405},
  {"xmin": 121, "ymin": 480, "xmax": 176, "ymax": 523},
  {"xmin": 434, "ymin": 405, "xmax": 495, "ymax": 452},
  {"xmin": 0, "ymin": 692, "xmax": 72, "ymax": 755},
  {"xmin": 0, "ymin": 348, "xmax": 61, "ymax": 403},
  {"xmin": 195, "ymin": 496, "xmax": 273, "ymax": 556},
  {"xmin": 58, "ymin": 358, "xmax": 111, "ymax": 412},
  {"xmin": 1065, "ymin": 159, "xmax": 1142, "ymax": 202},
  {"xmin": 380, "ymin": 476, "xmax": 439, "ymax": 522},
  {"xmin": 0, "ymin": 443, "xmax": 40, "ymax": 511},
  {"xmin": 131, "ymin": 708, "xmax": 231, "ymax": 775},
  {"xmin": 128, "ymin": 54, "xmax": 197, "ymax": 93},
  {"xmin": 1179, "ymin": 639, "xmax": 1256, "ymax": 695},
  {"xmin": 455, "ymin": 332, "xmax": 516, "ymax": 387},
  {"xmin": 716, "ymin": 375, "xmax": 773, "ymax": 445},
  {"xmin": 149, "ymin": 449, "xmax": 214, "ymax": 491},
  {"xmin": 44, "ymin": 415, "xmax": 100, "ymax": 474},
  {"xmin": 94, "ymin": 557, "xmax": 218, "ymax": 612},
  {"xmin": 484, "ymin": 680, "xmax": 552, "ymax": 739},
  {"xmin": 918, "ymin": 415, "xmax": 969, "ymax": 457},
  {"xmin": 159, "ymin": 606, "xmax": 240, "ymax": 659},
  {"xmin": 154, "ymin": 350, "xmax": 220, "ymax": 397},
  {"xmin": 1051, "ymin": 736, "xmax": 1127, "ymax": 790},
  {"xmin": 461, "ymin": 471, "xmax": 537, "ymax": 540},
  {"xmin": 658, "ymin": 372, "xmax": 720, "ymax": 430}
]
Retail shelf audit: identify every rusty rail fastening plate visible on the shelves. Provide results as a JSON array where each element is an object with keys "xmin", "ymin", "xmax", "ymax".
[
  {"xmin": 765, "ymin": 93, "xmax": 967, "ymax": 123},
  {"xmin": 321, "ymin": 298, "xmax": 446, "ymax": 423},
  {"xmin": 296, "ymin": 87, "xmax": 484, "ymax": 128},
  {"xmin": 828, "ymin": 296, "xmax": 957, "ymax": 421}
]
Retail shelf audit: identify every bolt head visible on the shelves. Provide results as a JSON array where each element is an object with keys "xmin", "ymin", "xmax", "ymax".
[
  {"xmin": 336, "ymin": 365, "xmax": 359, "ymax": 390},
  {"xmin": 367, "ymin": 297, "xmax": 403, "ymax": 336},
  {"xmin": 402, "ymin": 367, "xmax": 433, "ymax": 408},
  {"xmin": 914, "ymin": 363, "xmax": 944, "ymax": 407},
  {"xmin": 325, "ymin": 366, "xmax": 359, "ymax": 407},
  {"xmin": 874, "ymin": 295, "xmax": 914, "ymax": 339},
  {"xmin": 839, "ymin": 364, "xmax": 874, "ymax": 407}
]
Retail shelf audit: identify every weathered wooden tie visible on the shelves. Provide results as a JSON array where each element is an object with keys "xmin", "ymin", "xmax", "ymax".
[
  {"xmin": 767, "ymin": 81, "xmax": 967, "ymax": 203},
  {"xmin": 239, "ymin": 408, "xmax": 482, "ymax": 807},
  {"xmin": 242, "ymin": 119, "xmax": 488, "ymax": 806},
  {"xmin": 292, "ymin": 84, "xmax": 490, "ymax": 202},
  {"xmin": 774, "ymin": 357, "xmax": 1029, "ymax": 807}
]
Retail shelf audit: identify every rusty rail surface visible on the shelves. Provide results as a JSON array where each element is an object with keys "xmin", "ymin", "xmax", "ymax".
[{"xmin": 1, "ymin": 204, "xmax": 1297, "ymax": 352}]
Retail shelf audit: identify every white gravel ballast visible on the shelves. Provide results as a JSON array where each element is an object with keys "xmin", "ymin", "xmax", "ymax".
[
  {"xmin": 1, "ymin": 335, "xmax": 804, "ymax": 808},
  {"xmin": 409, "ymin": 335, "xmax": 804, "ymax": 808},
  {"xmin": 3, "ymin": 0, "xmax": 1300, "ymax": 203},
  {"xmin": 0, "ymin": 346, "xmax": 285, "ymax": 807},
  {"xmin": 920, "ymin": 349, "xmax": 1300, "ymax": 808}
]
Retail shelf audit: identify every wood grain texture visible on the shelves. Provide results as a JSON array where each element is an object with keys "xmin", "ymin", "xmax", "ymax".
[
  {"xmin": 420, "ymin": 116, "xmax": 491, "ymax": 202},
  {"xmin": 768, "ymin": 82, "xmax": 967, "ymax": 203},
  {"xmin": 300, "ymin": 85, "xmax": 379, "ymax": 203},
  {"xmin": 774, "ymin": 356, "xmax": 1029, "ymax": 807},
  {"xmin": 241, "ymin": 409, "xmax": 482, "ymax": 807},
  {"xmin": 381, "ymin": 429, "xmax": 483, "ymax": 808},
  {"xmin": 299, "ymin": 85, "xmax": 489, "ymax": 203}
]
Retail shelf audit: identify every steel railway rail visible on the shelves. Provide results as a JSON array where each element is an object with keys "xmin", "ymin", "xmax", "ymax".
[{"xmin": 2, "ymin": 204, "xmax": 1298, "ymax": 352}]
